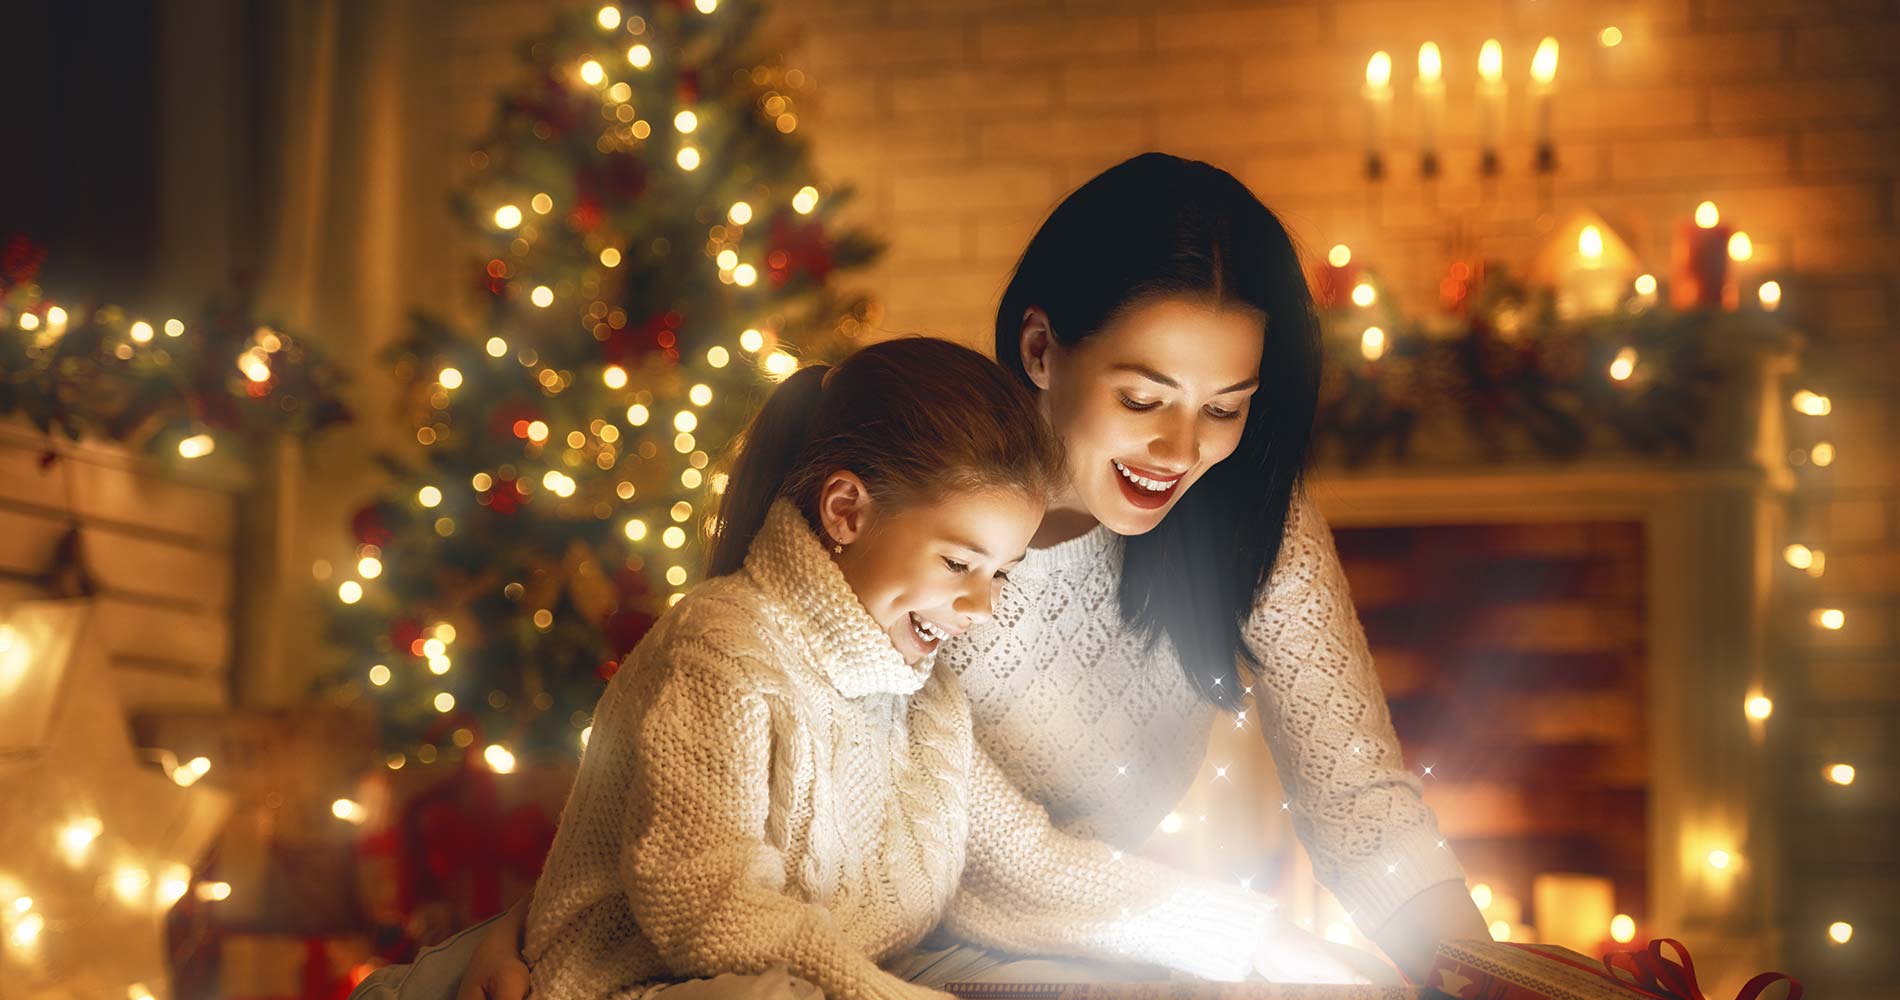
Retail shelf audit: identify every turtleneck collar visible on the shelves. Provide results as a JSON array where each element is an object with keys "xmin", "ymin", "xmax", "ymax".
[{"xmin": 743, "ymin": 500, "xmax": 934, "ymax": 698}]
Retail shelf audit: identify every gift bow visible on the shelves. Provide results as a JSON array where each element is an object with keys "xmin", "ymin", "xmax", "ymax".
[{"xmin": 1602, "ymin": 939, "xmax": 1802, "ymax": 1000}]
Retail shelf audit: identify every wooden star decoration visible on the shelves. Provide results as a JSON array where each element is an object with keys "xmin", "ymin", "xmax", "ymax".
[{"xmin": 0, "ymin": 600, "xmax": 232, "ymax": 1000}]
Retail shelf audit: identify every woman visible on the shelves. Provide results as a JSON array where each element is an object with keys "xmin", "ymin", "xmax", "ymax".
[{"xmin": 451, "ymin": 152, "xmax": 1485, "ymax": 998}]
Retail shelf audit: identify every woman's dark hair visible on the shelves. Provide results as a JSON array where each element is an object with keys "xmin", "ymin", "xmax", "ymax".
[
  {"xmin": 994, "ymin": 152, "xmax": 1322, "ymax": 708},
  {"xmin": 706, "ymin": 337, "xmax": 1067, "ymax": 578}
]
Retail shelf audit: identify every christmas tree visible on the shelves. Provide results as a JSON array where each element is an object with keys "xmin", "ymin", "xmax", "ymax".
[{"xmin": 326, "ymin": 0, "xmax": 879, "ymax": 765}]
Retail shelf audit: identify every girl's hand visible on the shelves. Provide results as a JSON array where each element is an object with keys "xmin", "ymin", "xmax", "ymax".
[
  {"xmin": 456, "ymin": 896, "xmax": 533, "ymax": 1000},
  {"xmin": 1251, "ymin": 921, "xmax": 1375, "ymax": 985}
]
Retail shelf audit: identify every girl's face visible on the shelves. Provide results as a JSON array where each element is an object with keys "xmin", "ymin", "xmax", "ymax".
[
  {"xmin": 821, "ymin": 481, "xmax": 1043, "ymax": 664},
  {"xmin": 1023, "ymin": 296, "xmax": 1265, "ymax": 537}
]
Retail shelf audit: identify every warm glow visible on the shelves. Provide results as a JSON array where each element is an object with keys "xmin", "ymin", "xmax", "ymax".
[
  {"xmin": 1350, "ymin": 282, "xmax": 1376, "ymax": 307},
  {"xmin": 1418, "ymin": 42, "xmax": 1442, "ymax": 82},
  {"xmin": 18, "ymin": 313, "xmax": 38, "ymax": 331},
  {"xmin": 624, "ymin": 519, "xmax": 648, "ymax": 541},
  {"xmin": 626, "ymin": 403, "xmax": 650, "ymax": 426},
  {"xmin": 195, "ymin": 881, "xmax": 232, "ymax": 902},
  {"xmin": 1813, "ymin": 608, "xmax": 1846, "ymax": 630},
  {"xmin": 1610, "ymin": 914, "xmax": 1636, "ymax": 943},
  {"xmin": 581, "ymin": 725, "xmax": 593, "ymax": 748},
  {"xmin": 663, "ymin": 526, "xmax": 686, "ymax": 549},
  {"xmin": 439, "ymin": 366, "xmax": 463, "ymax": 389},
  {"xmin": 696, "ymin": 0, "xmax": 717, "ymax": 10},
  {"xmin": 792, "ymin": 186, "xmax": 820, "ymax": 214},
  {"xmin": 1634, "ymin": 273, "xmax": 1658, "ymax": 296},
  {"xmin": 729, "ymin": 201, "xmax": 753, "ymax": 225},
  {"xmin": 494, "ymin": 205, "xmax": 523, "ymax": 230},
  {"xmin": 1811, "ymin": 441, "xmax": 1835, "ymax": 466},
  {"xmin": 674, "ymin": 110, "xmax": 698, "ymax": 134},
  {"xmin": 689, "ymin": 383, "xmax": 713, "ymax": 406},
  {"xmin": 1360, "ymin": 326, "xmax": 1387, "ymax": 362},
  {"xmin": 1727, "ymin": 231, "xmax": 1753, "ymax": 261},
  {"xmin": 716, "ymin": 249, "xmax": 740, "ymax": 270},
  {"xmin": 1695, "ymin": 201, "xmax": 1720, "ymax": 228},
  {"xmin": 434, "ymin": 692, "xmax": 456, "ymax": 713},
  {"xmin": 1327, "ymin": 244, "xmax": 1351, "ymax": 267},
  {"xmin": 666, "ymin": 565, "xmax": 688, "ymax": 586},
  {"xmin": 1159, "ymin": 812, "xmax": 1185, "ymax": 834},
  {"xmin": 740, "ymin": 328, "xmax": 765, "ymax": 352},
  {"xmin": 418, "ymin": 485, "xmax": 443, "ymax": 508},
  {"xmin": 1600, "ymin": 26, "xmax": 1623, "ymax": 47},
  {"xmin": 600, "ymin": 247, "xmax": 622, "ymax": 268},
  {"xmin": 763, "ymin": 350, "xmax": 798, "ymax": 379},
  {"xmin": 1479, "ymin": 39, "xmax": 1503, "ymax": 83},
  {"xmin": 338, "ymin": 580, "xmax": 363, "ymax": 604},
  {"xmin": 603, "ymin": 365, "xmax": 628, "ymax": 389},
  {"xmin": 159, "ymin": 864, "xmax": 192, "ymax": 908},
  {"xmin": 1489, "ymin": 920, "xmax": 1512, "ymax": 942},
  {"xmin": 129, "ymin": 320, "xmax": 154, "ymax": 343},
  {"xmin": 484, "ymin": 744, "xmax": 517, "ymax": 773},
  {"xmin": 369, "ymin": 664, "xmax": 391, "ymax": 686},
  {"xmin": 677, "ymin": 146, "xmax": 701, "ymax": 171},
  {"xmin": 1826, "ymin": 763, "xmax": 1856, "ymax": 785},
  {"xmin": 1792, "ymin": 390, "xmax": 1832, "ymax": 416},
  {"xmin": 1471, "ymin": 883, "xmax": 1494, "ymax": 909},
  {"xmin": 59, "ymin": 818, "xmax": 103, "ymax": 862},
  {"xmin": 178, "ymin": 433, "xmax": 216, "ymax": 459},
  {"xmin": 1783, "ymin": 544, "xmax": 1815, "ymax": 570},
  {"xmin": 1365, "ymin": 51, "xmax": 1392, "ymax": 89},
  {"xmin": 627, "ymin": 44, "xmax": 652, "ymax": 69},
  {"xmin": 597, "ymin": 5, "xmax": 621, "ymax": 30},
  {"xmin": 674, "ymin": 411, "xmax": 698, "ymax": 433},
  {"xmin": 332, "ymin": 798, "xmax": 364, "ymax": 822},
  {"xmin": 164, "ymin": 318, "xmax": 184, "ymax": 337},
  {"xmin": 531, "ymin": 285, "xmax": 555, "ymax": 308},
  {"xmin": 526, "ymin": 419, "xmax": 549, "ymax": 442},
  {"xmin": 1829, "ymin": 921, "xmax": 1854, "ymax": 944},
  {"xmin": 1578, "ymin": 225, "xmax": 1604, "ymax": 261},
  {"xmin": 579, "ymin": 60, "xmax": 605, "ymax": 86},
  {"xmin": 1609, "ymin": 347, "xmax": 1638, "ymax": 382},
  {"xmin": 1531, "ymin": 37, "xmax": 1559, "ymax": 85},
  {"xmin": 46, "ymin": 306, "xmax": 68, "ymax": 327},
  {"xmin": 486, "ymin": 336, "xmax": 508, "ymax": 357},
  {"xmin": 1758, "ymin": 280, "xmax": 1782, "ymax": 310},
  {"xmin": 1707, "ymin": 849, "xmax": 1733, "ymax": 870}
]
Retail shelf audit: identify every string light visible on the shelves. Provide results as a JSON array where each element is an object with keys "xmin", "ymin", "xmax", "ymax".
[
  {"xmin": 626, "ymin": 403, "xmax": 650, "ymax": 425},
  {"xmin": 624, "ymin": 519, "xmax": 648, "ymax": 541},
  {"xmin": 1812, "ymin": 608, "xmax": 1845, "ymax": 630},
  {"xmin": 158, "ymin": 863, "xmax": 192, "ymax": 908},
  {"xmin": 164, "ymin": 318, "xmax": 184, "ymax": 337},
  {"xmin": 707, "ymin": 346, "xmax": 730, "ymax": 367},
  {"xmin": 1350, "ymin": 282, "xmax": 1376, "ymax": 307},
  {"xmin": 369, "ymin": 664, "xmax": 391, "ymax": 686},
  {"xmin": 1634, "ymin": 273, "xmax": 1658, "ymax": 296},
  {"xmin": 1758, "ymin": 280, "xmax": 1782, "ymax": 310},
  {"xmin": 18, "ymin": 312, "xmax": 39, "ymax": 331},
  {"xmin": 1328, "ymin": 244, "xmax": 1351, "ymax": 267},
  {"xmin": 1745, "ymin": 694, "xmax": 1773, "ymax": 720},
  {"xmin": 194, "ymin": 881, "xmax": 232, "ymax": 902},
  {"xmin": 1695, "ymin": 201, "xmax": 1720, "ymax": 228},
  {"xmin": 1609, "ymin": 347, "xmax": 1638, "ymax": 381},
  {"xmin": 1360, "ymin": 326, "xmax": 1387, "ymax": 361},
  {"xmin": 129, "ymin": 321, "xmax": 154, "ymax": 343},
  {"xmin": 531, "ymin": 285, "xmax": 555, "ymax": 308},
  {"xmin": 434, "ymin": 692, "xmax": 456, "ymax": 713},
  {"xmin": 418, "ymin": 485, "xmax": 443, "ymax": 507},
  {"xmin": 1825, "ymin": 763, "xmax": 1855, "ymax": 785},
  {"xmin": 484, "ymin": 744, "xmax": 517, "ymax": 773},
  {"xmin": 1727, "ymin": 231, "xmax": 1753, "ymax": 262},
  {"xmin": 486, "ymin": 336, "xmax": 508, "ymax": 357},
  {"xmin": 600, "ymin": 247, "xmax": 622, "ymax": 267},
  {"xmin": 689, "ymin": 383, "xmax": 713, "ymax": 406},
  {"xmin": 792, "ymin": 186, "xmax": 819, "ymax": 214},
  {"xmin": 332, "ymin": 798, "xmax": 365, "ymax": 823},
  {"xmin": 763, "ymin": 350, "xmax": 797, "ymax": 379},
  {"xmin": 733, "ymin": 263, "xmax": 758, "ymax": 286},
  {"xmin": 729, "ymin": 202, "xmax": 752, "ymax": 225},
  {"xmin": 178, "ymin": 434, "xmax": 216, "ymax": 459},
  {"xmin": 740, "ymin": 328, "xmax": 765, "ymax": 352},
  {"xmin": 603, "ymin": 365, "xmax": 628, "ymax": 389},
  {"xmin": 596, "ymin": 5, "xmax": 621, "ymax": 29},
  {"xmin": 579, "ymin": 60, "xmax": 606, "ymax": 86},
  {"xmin": 665, "ymin": 566, "xmax": 688, "ymax": 586},
  {"xmin": 674, "ymin": 411, "xmax": 698, "ymax": 432},
  {"xmin": 1782, "ymin": 544, "xmax": 1814, "ymax": 570},
  {"xmin": 494, "ymin": 205, "xmax": 523, "ymax": 230},
  {"xmin": 627, "ymin": 44, "xmax": 652, "ymax": 68},
  {"xmin": 1791, "ymin": 390, "xmax": 1831, "ymax": 416},
  {"xmin": 338, "ymin": 580, "xmax": 364, "ymax": 604},
  {"xmin": 1829, "ymin": 921, "xmax": 1853, "ymax": 944},
  {"xmin": 1610, "ymin": 914, "xmax": 1636, "ymax": 943},
  {"xmin": 129, "ymin": 984, "xmax": 156, "ymax": 1000},
  {"xmin": 677, "ymin": 147, "xmax": 701, "ymax": 171},
  {"xmin": 440, "ymin": 367, "xmax": 464, "ymax": 389},
  {"xmin": 662, "ymin": 526, "xmax": 686, "ymax": 549},
  {"xmin": 581, "ymin": 725, "xmax": 593, "ymax": 748},
  {"xmin": 674, "ymin": 110, "xmax": 698, "ymax": 133},
  {"xmin": 1810, "ymin": 441, "xmax": 1835, "ymax": 466}
]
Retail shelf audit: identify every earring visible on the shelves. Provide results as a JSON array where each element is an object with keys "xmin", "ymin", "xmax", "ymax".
[{"xmin": 832, "ymin": 543, "xmax": 843, "ymax": 555}]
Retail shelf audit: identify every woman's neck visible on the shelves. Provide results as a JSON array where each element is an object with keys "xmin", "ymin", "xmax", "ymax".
[{"xmin": 1032, "ymin": 485, "xmax": 1099, "ymax": 548}]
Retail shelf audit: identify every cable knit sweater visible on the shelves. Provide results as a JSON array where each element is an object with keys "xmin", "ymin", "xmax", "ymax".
[
  {"xmin": 938, "ymin": 492, "xmax": 1467, "ymax": 935},
  {"xmin": 526, "ymin": 502, "xmax": 1281, "ymax": 1000}
]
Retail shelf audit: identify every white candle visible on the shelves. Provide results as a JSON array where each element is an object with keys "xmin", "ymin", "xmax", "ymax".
[
  {"xmin": 1417, "ymin": 42, "xmax": 1445, "ymax": 174},
  {"xmin": 1530, "ymin": 37, "xmax": 1559, "ymax": 167},
  {"xmin": 1364, "ymin": 51, "xmax": 1393, "ymax": 176},
  {"xmin": 1478, "ymin": 39, "xmax": 1505, "ymax": 172}
]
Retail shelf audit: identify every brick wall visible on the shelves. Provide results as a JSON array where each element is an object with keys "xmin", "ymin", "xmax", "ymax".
[{"xmin": 425, "ymin": 1, "xmax": 1899, "ymax": 993}]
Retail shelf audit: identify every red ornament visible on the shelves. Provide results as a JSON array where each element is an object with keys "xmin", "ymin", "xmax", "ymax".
[
  {"xmin": 352, "ymin": 503, "xmax": 396, "ymax": 547},
  {"xmin": 766, "ymin": 213, "xmax": 835, "ymax": 288}
]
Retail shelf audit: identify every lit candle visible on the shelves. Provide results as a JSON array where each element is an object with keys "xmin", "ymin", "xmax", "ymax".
[
  {"xmin": 1364, "ymin": 51, "xmax": 1393, "ymax": 179},
  {"xmin": 1671, "ymin": 200, "xmax": 1734, "ymax": 310},
  {"xmin": 1530, "ymin": 37, "xmax": 1558, "ymax": 171},
  {"xmin": 1417, "ymin": 43, "xmax": 1445, "ymax": 177},
  {"xmin": 1478, "ymin": 40, "xmax": 1506, "ymax": 174}
]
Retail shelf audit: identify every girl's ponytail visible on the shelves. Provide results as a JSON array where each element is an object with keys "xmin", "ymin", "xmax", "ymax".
[{"xmin": 704, "ymin": 363, "xmax": 831, "ymax": 578}]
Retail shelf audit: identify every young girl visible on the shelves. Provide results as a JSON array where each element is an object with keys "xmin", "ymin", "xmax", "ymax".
[
  {"xmin": 453, "ymin": 153, "xmax": 1484, "ymax": 998},
  {"xmin": 515, "ymin": 338, "xmax": 1354, "ymax": 1000}
]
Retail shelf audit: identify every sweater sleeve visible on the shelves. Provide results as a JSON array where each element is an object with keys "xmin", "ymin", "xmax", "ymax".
[
  {"xmin": 1243, "ymin": 492, "xmax": 1468, "ymax": 934},
  {"xmin": 943, "ymin": 741, "xmax": 1277, "ymax": 982},
  {"xmin": 623, "ymin": 640, "xmax": 947, "ymax": 1000}
]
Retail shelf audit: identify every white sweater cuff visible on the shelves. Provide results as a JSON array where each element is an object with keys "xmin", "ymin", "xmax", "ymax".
[
  {"xmin": 1122, "ymin": 881, "xmax": 1278, "ymax": 982},
  {"xmin": 1328, "ymin": 827, "xmax": 1469, "ymax": 935}
]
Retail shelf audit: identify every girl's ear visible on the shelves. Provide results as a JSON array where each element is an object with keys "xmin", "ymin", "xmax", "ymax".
[
  {"xmin": 1019, "ymin": 306, "xmax": 1057, "ymax": 392},
  {"xmin": 816, "ymin": 471, "xmax": 875, "ymax": 547}
]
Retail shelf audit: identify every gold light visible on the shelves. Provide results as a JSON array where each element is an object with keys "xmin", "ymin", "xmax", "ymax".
[
  {"xmin": 1350, "ymin": 282, "xmax": 1376, "ymax": 307},
  {"xmin": 1578, "ymin": 225, "xmax": 1604, "ymax": 261},
  {"xmin": 677, "ymin": 147, "xmax": 701, "ymax": 171},
  {"xmin": 369, "ymin": 664, "xmax": 391, "ymax": 686},
  {"xmin": 597, "ymin": 5, "xmax": 621, "ymax": 29},
  {"xmin": 792, "ymin": 186, "xmax": 820, "ymax": 214},
  {"xmin": 434, "ymin": 692, "xmax": 456, "ymax": 713},
  {"xmin": 627, "ymin": 44, "xmax": 652, "ymax": 68},
  {"xmin": 1825, "ymin": 763, "xmax": 1856, "ymax": 785},
  {"xmin": 1707, "ymin": 849, "xmax": 1732, "ymax": 870},
  {"xmin": 579, "ymin": 60, "xmax": 606, "ymax": 86},
  {"xmin": 729, "ymin": 202, "xmax": 753, "ymax": 225},
  {"xmin": 1327, "ymin": 244, "xmax": 1351, "ymax": 267},
  {"xmin": 1600, "ymin": 26, "xmax": 1623, "ymax": 47},
  {"xmin": 1812, "ymin": 608, "xmax": 1845, "ymax": 630},
  {"xmin": 1695, "ymin": 201, "xmax": 1720, "ymax": 228},
  {"xmin": 1609, "ymin": 347, "xmax": 1638, "ymax": 382},
  {"xmin": 494, "ymin": 205, "xmax": 523, "ymax": 229},
  {"xmin": 129, "ymin": 321, "xmax": 154, "ymax": 343},
  {"xmin": 1783, "ymin": 544, "xmax": 1814, "ymax": 570},
  {"xmin": 1360, "ymin": 326, "xmax": 1387, "ymax": 362},
  {"xmin": 1791, "ymin": 389, "xmax": 1831, "ymax": 416},
  {"xmin": 674, "ymin": 110, "xmax": 698, "ymax": 133},
  {"xmin": 763, "ymin": 350, "xmax": 798, "ymax": 379},
  {"xmin": 707, "ymin": 346, "xmax": 730, "ymax": 368},
  {"xmin": 484, "ymin": 744, "xmax": 517, "ymax": 773},
  {"xmin": 439, "ymin": 366, "xmax": 463, "ymax": 389},
  {"xmin": 1634, "ymin": 273, "xmax": 1658, "ymax": 296},
  {"xmin": 531, "ymin": 285, "xmax": 554, "ymax": 308},
  {"xmin": 600, "ymin": 247, "xmax": 622, "ymax": 267},
  {"xmin": 603, "ymin": 365, "xmax": 628, "ymax": 389},
  {"xmin": 1810, "ymin": 441, "xmax": 1835, "ymax": 466},
  {"xmin": 486, "ymin": 336, "xmax": 508, "ymax": 357},
  {"xmin": 338, "ymin": 580, "xmax": 363, "ymax": 604},
  {"xmin": 1758, "ymin": 280, "xmax": 1782, "ymax": 310},
  {"xmin": 689, "ymin": 383, "xmax": 713, "ymax": 405},
  {"xmin": 1745, "ymin": 694, "xmax": 1773, "ymax": 720},
  {"xmin": 1531, "ymin": 37, "xmax": 1559, "ymax": 86},
  {"xmin": 1365, "ymin": 51, "xmax": 1392, "ymax": 90},
  {"xmin": 624, "ymin": 519, "xmax": 648, "ymax": 541},
  {"xmin": 1727, "ymin": 231, "xmax": 1753, "ymax": 261},
  {"xmin": 740, "ymin": 328, "xmax": 765, "ymax": 352},
  {"xmin": 1479, "ymin": 40, "xmax": 1503, "ymax": 83},
  {"xmin": 332, "ymin": 798, "xmax": 364, "ymax": 822},
  {"xmin": 1610, "ymin": 914, "xmax": 1636, "ymax": 943},
  {"xmin": 178, "ymin": 434, "xmax": 216, "ymax": 459},
  {"xmin": 1829, "ymin": 921, "xmax": 1853, "ymax": 944}
]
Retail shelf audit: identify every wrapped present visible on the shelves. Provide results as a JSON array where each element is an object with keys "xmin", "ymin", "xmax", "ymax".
[{"xmin": 1428, "ymin": 939, "xmax": 1801, "ymax": 1000}]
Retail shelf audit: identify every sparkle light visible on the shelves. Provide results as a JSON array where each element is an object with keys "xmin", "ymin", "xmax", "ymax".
[
  {"xmin": 1707, "ymin": 849, "xmax": 1732, "ymax": 870},
  {"xmin": 338, "ymin": 580, "xmax": 364, "ymax": 604},
  {"xmin": 178, "ymin": 433, "xmax": 216, "ymax": 459},
  {"xmin": 59, "ymin": 817, "xmax": 103, "ymax": 863},
  {"xmin": 716, "ymin": 249, "xmax": 739, "ymax": 270},
  {"xmin": 1610, "ymin": 914, "xmax": 1636, "ymax": 943},
  {"xmin": 1791, "ymin": 389, "xmax": 1831, "ymax": 416},
  {"xmin": 531, "ymin": 285, "xmax": 555, "ymax": 308},
  {"xmin": 1829, "ymin": 921, "xmax": 1853, "ymax": 944},
  {"xmin": 1695, "ymin": 201, "xmax": 1720, "ymax": 229},
  {"xmin": 674, "ymin": 411, "xmax": 698, "ymax": 432},
  {"xmin": 666, "ymin": 566, "xmax": 688, "ymax": 586},
  {"xmin": 484, "ymin": 744, "xmax": 517, "ymax": 773},
  {"xmin": 1634, "ymin": 273, "xmax": 1658, "ymax": 296},
  {"xmin": 1758, "ymin": 280, "xmax": 1782, "ymax": 310},
  {"xmin": 1826, "ymin": 763, "xmax": 1856, "ymax": 785},
  {"xmin": 1490, "ymin": 920, "xmax": 1512, "ymax": 941},
  {"xmin": 494, "ymin": 205, "xmax": 523, "ymax": 230},
  {"xmin": 1350, "ymin": 282, "xmax": 1376, "ymax": 307},
  {"xmin": 1745, "ymin": 694, "xmax": 1774, "ymax": 721},
  {"xmin": 627, "ymin": 44, "xmax": 652, "ymax": 69},
  {"xmin": 1366, "ymin": 50, "xmax": 1392, "ymax": 89},
  {"xmin": 792, "ymin": 186, "xmax": 820, "ymax": 214},
  {"xmin": 677, "ymin": 147, "xmax": 701, "ymax": 171},
  {"xmin": 332, "ymin": 798, "xmax": 364, "ymax": 823},
  {"xmin": 1327, "ymin": 244, "xmax": 1351, "ymax": 267},
  {"xmin": 729, "ymin": 201, "xmax": 753, "ymax": 225}
]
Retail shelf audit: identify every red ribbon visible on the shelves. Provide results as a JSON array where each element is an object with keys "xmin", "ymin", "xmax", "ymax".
[{"xmin": 1601, "ymin": 939, "xmax": 1802, "ymax": 1000}]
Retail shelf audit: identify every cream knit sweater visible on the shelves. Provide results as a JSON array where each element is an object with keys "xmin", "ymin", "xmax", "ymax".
[
  {"xmin": 939, "ymin": 492, "xmax": 1468, "ymax": 935},
  {"xmin": 526, "ymin": 502, "xmax": 1280, "ymax": 1000}
]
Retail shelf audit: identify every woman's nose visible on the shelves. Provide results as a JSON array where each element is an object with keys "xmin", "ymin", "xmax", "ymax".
[
  {"xmin": 1150, "ymin": 407, "xmax": 1200, "ymax": 470},
  {"xmin": 954, "ymin": 578, "xmax": 995, "ymax": 627}
]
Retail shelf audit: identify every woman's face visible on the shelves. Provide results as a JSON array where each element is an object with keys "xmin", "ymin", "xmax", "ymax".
[
  {"xmin": 821, "ymin": 480, "xmax": 1043, "ymax": 664},
  {"xmin": 1024, "ymin": 296, "xmax": 1264, "ymax": 537}
]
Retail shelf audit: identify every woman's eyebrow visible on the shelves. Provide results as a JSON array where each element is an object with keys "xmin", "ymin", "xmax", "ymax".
[{"xmin": 1109, "ymin": 363, "xmax": 1257, "ymax": 394}]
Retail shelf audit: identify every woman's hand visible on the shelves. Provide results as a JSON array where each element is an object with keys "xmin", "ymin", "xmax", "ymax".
[
  {"xmin": 1252, "ymin": 919, "xmax": 1375, "ymax": 985},
  {"xmin": 456, "ymin": 896, "xmax": 533, "ymax": 1000}
]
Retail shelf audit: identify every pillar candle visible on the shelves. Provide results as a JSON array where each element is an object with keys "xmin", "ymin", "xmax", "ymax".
[{"xmin": 1671, "ymin": 200, "xmax": 1733, "ymax": 309}]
